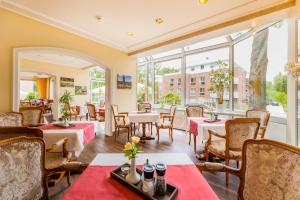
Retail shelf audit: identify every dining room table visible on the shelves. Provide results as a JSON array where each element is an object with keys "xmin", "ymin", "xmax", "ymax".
[
  {"xmin": 61, "ymin": 153, "xmax": 219, "ymax": 200},
  {"xmin": 128, "ymin": 111, "xmax": 160, "ymax": 141},
  {"xmin": 40, "ymin": 121, "xmax": 96, "ymax": 157},
  {"xmin": 187, "ymin": 117, "xmax": 226, "ymax": 152}
]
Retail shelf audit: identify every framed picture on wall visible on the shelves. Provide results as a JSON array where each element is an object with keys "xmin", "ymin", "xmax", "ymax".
[
  {"xmin": 117, "ymin": 74, "xmax": 132, "ymax": 89},
  {"xmin": 60, "ymin": 77, "xmax": 74, "ymax": 87},
  {"xmin": 75, "ymin": 86, "xmax": 87, "ymax": 95}
]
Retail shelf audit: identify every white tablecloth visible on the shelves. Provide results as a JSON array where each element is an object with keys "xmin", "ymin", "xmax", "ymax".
[
  {"xmin": 90, "ymin": 153, "xmax": 194, "ymax": 166},
  {"xmin": 128, "ymin": 112, "xmax": 160, "ymax": 123},
  {"xmin": 187, "ymin": 117, "xmax": 225, "ymax": 142}
]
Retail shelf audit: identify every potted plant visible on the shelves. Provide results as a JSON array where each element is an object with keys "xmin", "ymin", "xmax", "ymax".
[
  {"xmin": 59, "ymin": 90, "xmax": 73, "ymax": 126},
  {"xmin": 123, "ymin": 136, "xmax": 142, "ymax": 184},
  {"xmin": 208, "ymin": 60, "xmax": 232, "ymax": 112}
]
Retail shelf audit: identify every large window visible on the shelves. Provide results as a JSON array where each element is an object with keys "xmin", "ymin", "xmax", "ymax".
[
  {"xmin": 186, "ymin": 48, "xmax": 230, "ymax": 107},
  {"xmin": 154, "ymin": 59, "xmax": 182, "ymax": 105},
  {"xmin": 137, "ymin": 65, "xmax": 146, "ymax": 103},
  {"xmin": 20, "ymin": 80, "xmax": 38, "ymax": 100},
  {"xmin": 90, "ymin": 68, "xmax": 105, "ymax": 104}
]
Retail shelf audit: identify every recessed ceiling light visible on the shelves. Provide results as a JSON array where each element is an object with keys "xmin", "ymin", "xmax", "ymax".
[
  {"xmin": 155, "ymin": 18, "xmax": 164, "ymax": 24},
  {"xmin": 198, "ymin": 0, "xmax": 208, "ymax": 4},
  {"xmin": 95, "ymin": 16, "xmax": 102, "ymax": 21},
  {"xmin": 127, "ymin": 32, "xmax": 134, "ymax": 37}
]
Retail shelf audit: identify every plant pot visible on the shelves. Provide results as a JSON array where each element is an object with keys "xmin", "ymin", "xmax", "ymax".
[{"xmin": 126, "ymin": 158, "xmax": 140, "ymax": 185}]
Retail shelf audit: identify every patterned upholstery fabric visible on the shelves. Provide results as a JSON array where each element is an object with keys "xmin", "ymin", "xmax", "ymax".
[
  {"xmin": 207, "ymin": 139, "xmax": 241, "ymax": 159},
  {"xmin": 116, "ymin": 117, "xmax": 131, "ymax": 127},
  {"xmin": 186, "ymin": 106, "xmax": 204, "ymax": 117},
  {"xmin": 20, "ymin": 109, "xmax": 42, "ymax": 126},
  {"xmin": 87, "ymin": 104, "xmax": 96, "ymax": 119},
  {"xmin": 0, "ymin": 112, "xmax": 23, "ymax": 127},
  {"xmin": 0, "ymin": 137, "xmax": 46, "ymax": 200},
  {"xmin": 243, "ymin": 142, "xmax": 300, "ymax": 200},
  {"xmin": 170, "ymin": 106, "xmax": 176, "ymax": 116},
  {"xmin": 246, "ymin": 110, "xmax": 269, "ymax": 126},
  {"xmin": 156, "ymin": 120, "xmax": 172, "ymax": 128},
  {"xmin": 112, "ymin": 105, "xmax": 119, "ymax": 115},
  {"xmin": 46, "ymin": 152, "xmax": 68, "ymax": 170},
  {"xmin": 228, "ymin": 122, "xmax": 259, "ymax": 149}
]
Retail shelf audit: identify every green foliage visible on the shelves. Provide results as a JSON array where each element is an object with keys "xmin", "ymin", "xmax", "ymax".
[
  {"xmin": 90, "ymin": 69, "xmax": 105, "ymax": 79},
  {"xmin": 275, "ymin": 92, "xmax": 287, "ymax": 110},
  {"xmin": 59, "ymin": 90, "xmax": 73, "ymax": 104},
  {"xmin": 25, "ymin": 91, "xmax": 38, "ymax": 100},
  {"xmin": 155, "ymin": 66, "xmax": 179, "ymax": 75},
  {"xmin": 159, "ymin": 92, "xmax": 181, "ymax": 105},
  {"xmin": 137, "ymin": 90, "xmax": 146, "ymax": 103},
  {"xmin": 273, "ymin": 73, "xmax": 287, "ymax": 94},
  {"xmin": 209, "ymin": 60, "xmax": 232, "ymax": 104}
]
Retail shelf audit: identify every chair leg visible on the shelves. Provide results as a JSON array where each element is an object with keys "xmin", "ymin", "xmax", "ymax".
[
  {"xmin": 225, "ymin": 159, "xmax": 229, "ymax": 186},
  {"xmin": 193, "ymin": 134, "xmax": 196, "ymax": 153},
  {"xmin": 157, "ymin": 128, "xmax": 160, "ymax": 143},
  {"xmin": 134, "ymin": 123, "xmax": 136, "ymax": 135},
  {"xmin": 67, "ymin": 171, "xmax": 71, "ymax": 186},
  {"xmin": 150, "ymin": 123, "xmax": 153, "ymax": 135},
  {"xmin": 114, "ymin": 127, "xmax": 117, "ymax": 142},
  {"xmin": 171, "ymin": 128, "xmax": 174, "ymax": 142},
  {"xmin": 236, "ymin": 160, "xmax": 239, "ymax": 168},
  {"xmin": 127, "ymin": 128, "xmax": 130, "ymax": 141},
  {"xmin": 189, "ymin": 132, "xmax": 191, "ymax": 145}
]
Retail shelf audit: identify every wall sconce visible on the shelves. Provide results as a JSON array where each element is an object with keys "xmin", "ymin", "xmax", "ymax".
[{"xmin": 285, "ymin": 63, "xmax": 300, "ymax": 78}]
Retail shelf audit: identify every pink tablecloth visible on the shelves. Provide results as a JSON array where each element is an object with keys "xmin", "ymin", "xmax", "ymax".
[
  {"xmin": 40, "ymin": 123, "xmax": 95, "ymax": 144},
  {"xmin": 62, "ymin": 165, "xmax": 219, "ymax": 200},
  {"xmin": 190, "ymin": 119, "xmax": 226, "ymax": 136}
]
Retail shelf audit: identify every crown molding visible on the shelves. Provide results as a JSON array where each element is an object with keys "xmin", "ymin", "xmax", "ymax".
[{"xmin": 128, "ymin": 0, "xmax": 296, "ymax": 56}]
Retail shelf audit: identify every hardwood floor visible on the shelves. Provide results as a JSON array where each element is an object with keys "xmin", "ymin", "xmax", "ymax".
[{"xmin": 49, "ymin": 128, "xmax": 238, "ymax": 200}]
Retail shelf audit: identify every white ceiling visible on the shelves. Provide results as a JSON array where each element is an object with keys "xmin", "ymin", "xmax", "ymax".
[
  {"xmin": 1, "ymin": 0, "xmax": 287, "ymax": 52},
  {"xmin": 21, "ymin": 51, "xmax": 94, "ymax": 68}
]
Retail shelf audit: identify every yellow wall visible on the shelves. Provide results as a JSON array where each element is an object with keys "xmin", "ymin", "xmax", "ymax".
[{"xmin": 0, "ymin": 7, "xmax": 136, "ymax": 112}]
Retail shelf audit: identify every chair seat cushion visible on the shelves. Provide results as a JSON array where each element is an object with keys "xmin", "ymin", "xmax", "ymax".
[
  {"xmin": 156, "ymin": 120, "xmax": 172, "ymax": 128},
  {"xmin": 116, "ymin": 117, "xmax": 131, "ymax": 127},
  {"xmin": 46, "ymin": 153, "xmax": 68, "ymax": 170},
  {"xmin": 207, "ymin": 140, "xmax": 241, "ymax": 159}
]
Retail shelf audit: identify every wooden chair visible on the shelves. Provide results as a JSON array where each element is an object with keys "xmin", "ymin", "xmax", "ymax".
[
  {"xmin": 65, "ymin": 102, "xmax": 81, "ymax": 121},
  {"xmin": 19, "ymin": 106, "xmax": 44, "ymax": 126},
  {"xmin": 0, "ymin": 112, "xmax": 23, "ymax": 127},
  {"xmin": 0, "ymin": 136, "xmax": 49, "ymax": 200},
  {"xmin": 155, "ymin": 105, "xmax": 176, "ymax": 143},
  {"xmin": 0, "ymin": 127, "xmax": 85, "ymax": 186},
  {"xmin": 205, "ymin": 118, "xmax": 260, "ymax": 185},
  {"xmin": 186, "ymin": 105, "xmax": 204, "ymax": 152},
  {"xmin": 137, "ymin": 102, "xmax": 152, "ymax": 134},
  {"xmin": 111, "ymin": 104, "xmax": 132, "ymax": 141},
  {"xmin": 198, "ymin": 139, "xmax": 300, "ymax": 199},
  {"xmin": 246, "ymin": 109, "xmax": 270, "ymax": 138},
  {"xmin": 87, "ymin": 103, "xmax": 105, "ymax": 122}
]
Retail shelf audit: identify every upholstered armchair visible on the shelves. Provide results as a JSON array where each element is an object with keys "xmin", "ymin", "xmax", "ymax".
[
  {"xmin": 246, "ymin": 109, "xmax": 270, "ymax": 139},
  {"xmin": 205, "ymin": 118, "xmax": 260, "ymax": 185},
  {"xmin": 137, "ymin": 102, "xmax": 152, "ymax": 134},
  {"xmin": 198, "ymin": 139, "xmax": 300, "ymax": 200},
  {"xmin": 111, "ymin": 104, "xmax": 132, "ymax": 141},
  {"xmin": 87, "ymin": 103, "xmax": 104, "ymax": 122},
  {"xmin": 0, "ymin": 136, "xmax": 49, "ymax": 200},
  {"xmin": 19, "ymin": 106, "xmax": 43, "ymax": 126},
  {"xmin": 155, "ymin": 105, "xmax": 176, "ymax": 143},
  {"xmin": 65, "ymin": 102, "xmax": 81, "ymax": 121},
  {"xmin": 0, "ymin": 112, "xmax": 23, "ymax": 127},
  {"xmin": 186, "ymin": 105, "xmax": 204, "ymax": 152}
]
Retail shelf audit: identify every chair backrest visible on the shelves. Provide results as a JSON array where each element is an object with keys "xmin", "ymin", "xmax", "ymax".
[
  {"xmin": 0, "ymin": 136, "xmax": 48, "ymax": 200},
  {"xmin": 87, "ymin": 103, "xmax": 97, "ymax": 119},
  {"xmin": 0, "ymin": 127, "xmax": 43, "ymax": 141},
  {"xmin": 137, "ymin": 103, "xmax": 152, "ymax": 111},
  {"xmin": 111, "ymin": 104, "xmax": 119, "ymax": 116},
  {"xmin": 19, "ymin": 107, "xmax": 43, "ymax": 126},
  {"xmin": 246, "ymin": 109, "xmax": 270, "ymax": 138},
  {"xmin": 0, "ymin": 112, "xmax": 23, "ymax": 127},
  {"xmin": 186, "ymin": 105, "xmax": 204, "ymax": 117},
  {"xmin": 225, "ymin": 118, "xmax": 260, "ymax": 151},
  {"xmin": 169, "ymin": 105, "xmax": 177, "ymax": 124},
  {"xmin": 239, "ymin": 139, "xmax": 300, "ymax": 200}
]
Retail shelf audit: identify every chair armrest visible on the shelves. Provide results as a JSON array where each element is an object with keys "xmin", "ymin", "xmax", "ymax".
[
  {"xmin": 119, "ymin": 112, "xmax": 128, "ymax": 116},
  {"xmin": 208, "ymin": 129, "xmax": 225, "ymax": 139},
  {"xmin": 196, "ymin": 162, "xmax": 240, "ymax": 176},
  {"xmin": 162, "ymin": 115, "xmax": 173, "ymax": 122},
  {"xmin": 46, "ymin": 138, "xmax": 68, "ymax": 157},
  {"xmin": 160, "ymin": 112, "xmax": 169, "ymax": 118}
]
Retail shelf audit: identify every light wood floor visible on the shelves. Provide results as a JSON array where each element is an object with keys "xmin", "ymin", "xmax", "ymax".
[{"xmin": 49, "ymin": 128, "xmax": 238, "ymax": 200}]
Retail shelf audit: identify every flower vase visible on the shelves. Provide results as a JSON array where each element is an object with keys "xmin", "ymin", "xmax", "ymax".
[{"xmin": 126, "ymin": 158, "xmax": 140, "ymax": 184}]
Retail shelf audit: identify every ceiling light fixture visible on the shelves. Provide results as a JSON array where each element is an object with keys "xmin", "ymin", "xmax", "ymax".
[
  {"xmin": 199, "ymin": 0, "xmax": 208, "ymax": 4},
  {"xmin": 127, "ymin": 32, "xmax": 134, "ymax": 37},
  {"xmin": 95, "ymin": 16, "xmax": 102, "ymax": 21},
  {"xmin": 155, "ymin": 18, "xmax": 164, "ymax": 24}
]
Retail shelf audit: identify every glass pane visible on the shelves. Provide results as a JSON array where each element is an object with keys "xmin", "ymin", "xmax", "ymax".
[
  {"xmin": 234, "ymin": 21, "xmax": 288, "ymax": 143},
  {"xmin": 152, "ymin": 48, "xmax": 182, "ymax": 59},
  {"xmin": 185, "ymin": 48, "xmax": 230, "ymax": 108},
  {"xmin": 154, "ymin": 59, "xmax": 182, "ymax": 105},
  {"xmin": 90, "ymin": 68, "xmax": 105, "ymax": 105},
  {"xmin": 230, "ymin": 29, "xmax": 250, "ymax": 40},
  {"xmin": 20, "ymin": 80, "xmax": 38, "ymax": 100},
  {"xmin": 137, "ymin": 65, "xmax": 146, "ymax": 103},
  {"xmin": 184, "ymin": 36, "xmax": 228, "ymax": 51},
  {"xmin": 137, "ymin": 57, "xmax": 147, "ymax": 63}
]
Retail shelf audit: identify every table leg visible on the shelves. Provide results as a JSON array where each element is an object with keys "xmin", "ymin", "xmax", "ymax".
[{"xmin": 139, "ymin": 122, "xmax": 155, "ymax": 141}]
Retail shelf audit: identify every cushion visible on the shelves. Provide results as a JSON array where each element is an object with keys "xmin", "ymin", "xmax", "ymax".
[
  {"xmin": 46, "ymin": 152, "xmax": 68, "ymax": 170},
  {"xmin": 207, "ymin": 139, "xmax": 241, "ymax": 159}
]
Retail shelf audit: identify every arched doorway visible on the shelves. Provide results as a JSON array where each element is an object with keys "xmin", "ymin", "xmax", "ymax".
[{"xmin": 13, "ymin": 47, "xmax": 112, "ymax": 136}]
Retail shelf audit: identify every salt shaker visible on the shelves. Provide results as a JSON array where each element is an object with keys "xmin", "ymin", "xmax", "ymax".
[
  {"xmin": 142, "ymin": 164, "xmax": 155, "ymax": 196},
  {"xmin": 155, "ymin": 163, "xmax": 167, "ymax": 196}
]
